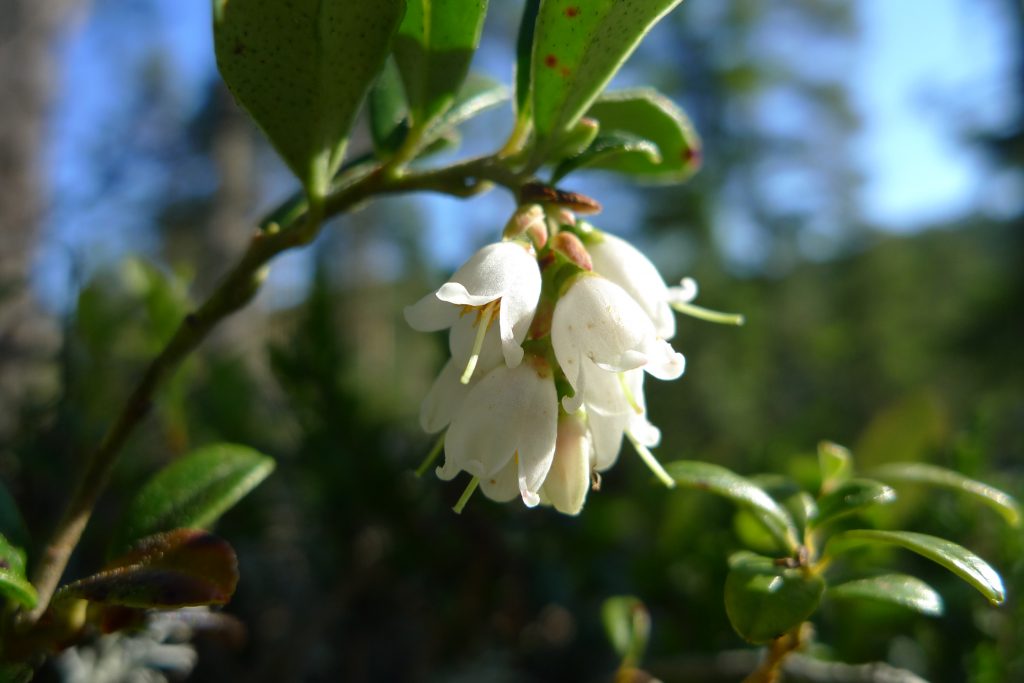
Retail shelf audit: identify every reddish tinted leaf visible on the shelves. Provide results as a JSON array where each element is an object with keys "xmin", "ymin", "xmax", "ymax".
[{"xmin": 61, "ymin": 530, "xmax": 238, "ymax": 609}]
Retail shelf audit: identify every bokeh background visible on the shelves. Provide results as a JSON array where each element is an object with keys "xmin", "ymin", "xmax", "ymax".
[{"xmin": 1, "ymin": 0, "xmax": 1021, "ymax": 681}]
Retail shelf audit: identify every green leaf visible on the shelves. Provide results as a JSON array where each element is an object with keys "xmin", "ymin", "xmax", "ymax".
[
  {"xmin": 666, "ymin": 461, "xmax": 800, "ymax": 553},
  {"xmin": 121, "ymin": 260, "xmax": 193, "ymax": 355},
  {"xmin": 0, "ymin": 533, "xmax": 37, "ymax": 609},
  {"xmin": 552, "ymin": 131, "xmax": 660, "ymax": 183},
  {"xmin": 369, "ymin": 58, "xmax": 410, "ymax": 156},
  {"xmin": 422, "ymin": 74, "xmax": 510, "ymax": 146},
  {"xmin": 818, "ymin": 441, "xmax": 852, "ymax": 493},
  {"xmin": 515, "ymin": 0, "xmax": 542, "ymax": 116},
  {"xmin": 813, "ymin": 478, "xmax": 896, "ymax": 528},
  {"xmin": 724, "ymin": 552, "xmax": 825, "ymax": 644},
  {"xmin": 829, "ymin": 574, "xmax": 944, "ymax": 617},
  {"xmin": 0, "ymin": 663, "xmax": 34, "ymax": 683},
  {"xmin": 214, "ymin": 0, "xmax": 406, "ymax": 198},
  {"xmin": 60, "ymin": 530, "xmax": 238, "ymax": 608},
  {"xmin": 114, "ymin": 443, "xmax": 275, "ymax": 553},
  {"xmin": 0, "ymin": 479, "xmax": 29, "ymax": 549},
  {"xmin": 869, "ymin": 463, "xmax": 1021, "ymax": 527},
  {"xmin": 601, "ymin": 595, "xmax": 651, "ymax": 667},
  {"xmin": 394, "ymin": 0, "xmax": 489, "ymax": 131},
  {"xmin": 548, "ymin": 117, "xmax": 601, "ymax": 163},
  {"xmin": 530, "ymin": 0, "xmax": 684, "ymax": 151},
  {"xmin": 785, "ymin": 491, "xmax": 819, "ymax": 534},
  {"xmin": 580, "ymin": 88, "xmax": 700, "ymax": 182},
  {"xmin": 827, "ymin": 530, "xmax": 1006, "ymax": 605},
  {"xmin": 374, "ymin": 74, "xmax": 508, "ymax": 161}
]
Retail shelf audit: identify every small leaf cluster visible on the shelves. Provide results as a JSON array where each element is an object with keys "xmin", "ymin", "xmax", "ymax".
[{"xmin": 662, "ymin": 442, "xmax": 1017, "ymax": 645}]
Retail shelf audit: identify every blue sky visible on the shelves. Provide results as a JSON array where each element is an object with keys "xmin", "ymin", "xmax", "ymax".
[
  {"xmin": 853, "ymin": 0, "xmax": 1019, "ymax": 229},
  {"xmin": 34, "ymin": 0, "xmax": 1019, "ymax": 309}
]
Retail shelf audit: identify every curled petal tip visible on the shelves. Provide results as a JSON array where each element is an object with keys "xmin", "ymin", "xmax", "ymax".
[
  {"xmin": 502, "ymin": 344, "xmax": 525, "ymax": 368},
  {"xmin": 561, "ymin": 394, "xmax": 584, "ymax": 414},
  {"xmin": 435, "ymin": 463, "xmax": 458, "ymax": 481}
]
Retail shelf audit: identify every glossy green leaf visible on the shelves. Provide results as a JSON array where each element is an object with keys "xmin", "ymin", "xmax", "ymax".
[
  {"xmin": 552, "ymin": 131, "xmax": 660, "ymax": 183},
  {"xmin": 818, "ymin": 441, "xmax": 852, "ymax": 493},
  {"xmin": 580, "ymin": 88, "xmax": 700, "ymax": 182},
  {"xmin": 214, "ymin": 0, "xmax": 405, "ymax": 198},
  {"xmin": 530, "ymin": 0, "xmax": 684, "ymax": 150},
  {"xmin": 0, "ymin": 479, "xmax": 29, "ymax": 549},
  {"xmin": 369, "ymin": 58, "xmax": 410, "ymax": 156},
  {"xmin": 0, "ymin": 533, "xmax": 36, "ymax": 609},
  {"xmin": 60, "ymin": 530, "xmax": 238, "ymax": 608},
  {"xmin": 666, "ymin": 461, "xmax": 800, "ymax": 552},
  {"xmin": 869, "ymin": 463, "xmax": 1021, "ymax": 527},
  {"xmin": 394, "ymin": 0, "xmax": 489, "ymax": 130},
  {"xmin": 601, "ymin": 595, "xmax": 650, "ymax": 667},
  {"xmin": 515, "ymin": 0, "xmax": 542, "ymax": 115},
  {"xmin": 733, "ymin": 509, "xmax": 785, "ymax": 555},
  {"xmin": 827, "ymin": 530, "xmax": 1005, "ymax": 605},
  {"xmin": 724, "ymin": 552, "xmax": 825, "ymax": 644},
  {"xmin": 113, "ymin": 443, "xmax": 275, "ymax": 553},
  {"xmin": 829, "ymin": 574, "xmax": 943, "ymax": 617},
  {"xmin": 813, "ymin": 478, "xmax": 896, "ymax": 528}
]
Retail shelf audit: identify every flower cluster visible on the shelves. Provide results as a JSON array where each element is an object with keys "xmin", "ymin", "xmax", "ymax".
[{"xmin": 406, "ymin": 205, "xmax": 738, "ymax": 515}]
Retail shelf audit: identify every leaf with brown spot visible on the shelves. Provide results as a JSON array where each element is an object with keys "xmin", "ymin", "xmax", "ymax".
[{"xmin": 530, "ymin": 0, "xmax": 684, "ymax": 153}]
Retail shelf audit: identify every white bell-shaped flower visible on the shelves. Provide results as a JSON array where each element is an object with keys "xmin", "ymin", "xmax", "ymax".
[
  {"xmin": 552, "ymin": 274, "xmax": 685, "ymax": 413},
  {"xmin": 540, "ymin": 412, "xmax": 594, "ymax": 515},
  {"xmin": 405, "ymin": 241, "xmax": 541, "ymax": 369},
  {"xmin": 587, "ymin": 230, "xmax": 676, "ymax": 340},
  {"xmin": 437, "ymin": 356, "xmax": 558, "ymax": 507}
]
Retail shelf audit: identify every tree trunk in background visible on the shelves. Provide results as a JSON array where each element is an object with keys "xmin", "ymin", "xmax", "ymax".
[
  {"xmin": 202, "ymin": 86, "xmax": 274, "ymax": 370},
  {"xmin": 0, "ymin": 0, "xmax": 72, "ymax": 442}
]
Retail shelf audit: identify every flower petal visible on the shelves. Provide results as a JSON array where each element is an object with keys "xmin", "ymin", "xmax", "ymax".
[
  {"xmin": 552, "ymin": 276, "xmax": 654, "ymax": 378},
  {"xmin": 404, "ymin": 292, "xmax": 460, "ymax": 331},
  {"xmin": 589, "ymin": 411, "xmax": 629, "ymax": 472},
  {"xmin": 641, "ymin": 338, "xmax": 686, "ymax": 380},
  {"xmin": 666, "ymin": 277, "xmax": 699, "ymax": 304},
  {"xmin": 419, "ymin": 359, "xmax": 471, "ymax": 434},
  {"xmin": 478, "ymin": 459, "xmax": 520, "ymax": 503},
  {"xmin": 436, "ymin": 282, "xmax": 496, "ymax": 307},
  {"xmin": 542, "ymin": 413, "xmax": 593, "ymax": 515},
  {"xmin": 588, "ymin": 231, "xmax": 676, "ymax": 340},
  {"xmin": 440, "ymin": 241, "xmax": 537, "ymax": 302}
]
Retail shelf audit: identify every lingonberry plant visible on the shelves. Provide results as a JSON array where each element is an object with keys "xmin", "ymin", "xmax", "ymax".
[{"xmin": 0, "ymin": 1, "xmax": 1016, "ymax": 681}]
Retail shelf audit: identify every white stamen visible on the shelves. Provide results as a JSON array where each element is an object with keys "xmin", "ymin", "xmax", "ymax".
[
  {"xmin": 460, "ymin": 302, "xmax": 497, "ymax": 384},
  {"xmin": 627, "ymin": 432, "xmax": 676, "ymax": 489},
  {"xmin": 617, "ymin": 372, "xmax": 643, "ymax": 414},
  {"xmin": 671, "ymin": 301, "xmax": 745, "ymax": 326},
  {"xmin": 414, "ymin": 432, "xmax": 446, "ymax": 478},
  {"xmin": 452, "ymin": 476, "xmax": 480, "ymax": 514}
]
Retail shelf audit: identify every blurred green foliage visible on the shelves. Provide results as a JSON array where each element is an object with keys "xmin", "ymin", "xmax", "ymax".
[{"xmin": 2, "ymin": 0, "xmax": 1020, "ymax": 681}]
